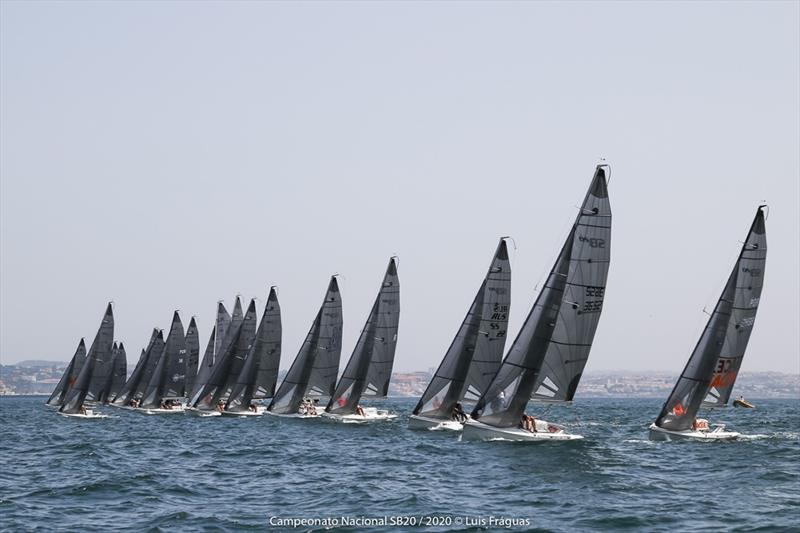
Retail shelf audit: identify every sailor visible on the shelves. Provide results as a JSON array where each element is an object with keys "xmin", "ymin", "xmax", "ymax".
[
  {"xmin": 216, "ymin": 399, "xmax": 224, "ymax": 413},
  {"xmin": 78, "ymin": 404, "xmax": 87, "ymax": 416},
  {"xmin": 356, "ymin": 404, "xmax": 366, "ymax": 417},
  {"xmin": 451, "ymin": 402, "xmax": 467, "ymax": 422},
  {"xmin": 248, "ymin": 403, "xmax": 257, "ymax": 413}
]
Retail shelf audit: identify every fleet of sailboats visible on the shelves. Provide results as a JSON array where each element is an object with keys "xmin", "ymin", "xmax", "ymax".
[{"xmin": 44, "ymin": 166, "xmax": 768, "ymax": 443}]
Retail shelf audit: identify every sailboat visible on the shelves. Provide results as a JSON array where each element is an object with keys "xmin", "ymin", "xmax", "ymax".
[
  {"xmin": 649, "ymin": 206, "xmax": 767, "ymax": 441},
  {"xmin": 46, "ymin": 338, "xmax": 87, "ymax": 407},
  {"xmin": 463, "ymin": 165, "xmax": 612, "ymax": 441},
  {"xmin": 139, "ymin": 311, "xmax": 188, "ymax": 414},
  {"xmin": 408, "ymin": 239, "xmax": 511, "ymax": 431},
  {"xmin": 184, "ymin": 317, "xmax": 200, "ymax": 396},
  {"xmin": 97, "ymin": 342, "xmax": 127, "ymax": 404},
  {"xmin": 188, "ymin": 297, "xmax": 257, "ymax": 414},
  {"xmin": 59, "ymin": 303, "xmax": 115, "ymax": 418},
  {"xmin": 111, "ymin": 329, "xmax": 163, "ymax": 408},
  {"xmin": 323, "ymin": 258, "xmax": 400, "ymax": 423},
  {"xmin": 223, "ymin": 288, "xmax": 282, "ymax": 417},
  {"xmin": 267, "ymin": 276, "xmax": 343, "ymax": 418},
  {"xmin": 186, "ymin": 302, "xmax": 231, "ymax": 413}
]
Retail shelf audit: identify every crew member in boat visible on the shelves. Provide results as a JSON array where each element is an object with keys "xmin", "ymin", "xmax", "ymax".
[
  {"xmin": 78, "ymin": 404, "xmax": 88, "ymax": 416},
  {"xmin": 355, "ymin": 404, "xmax": 366, "ymax": 417},
  {"xmin": 451, "ymin": 402, "xmax": 467, "ymax": 422},
  {"xmin": 248, "ymin": 403, "xmax": 258, "ymax": 413},
  {"xmin": 692, "ymin": 418, "xmax": 709, "ymax": 431},
  {"xmin": 519, "ymin": 414, "xmax": 537, "ymax": 433},
  {"xmin": 216, "ymin": 400, "xmax": 225, "ymax": 413}
]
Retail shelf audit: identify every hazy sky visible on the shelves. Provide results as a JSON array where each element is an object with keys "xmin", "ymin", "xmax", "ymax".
[{"xmin": 1, "ymin": 1, "xmax": 798, "ymax": 374}]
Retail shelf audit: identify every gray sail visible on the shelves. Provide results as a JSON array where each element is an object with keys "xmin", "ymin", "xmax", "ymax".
[
  {"xmin": 226, "ymin": 288, "xmax": 282, "ymax": 411},
  {"xmin": 96, "ymin": 342, "xmax": 119, "ymax": 403},
  {"xmin": 220, "ymin": 299, "xmax": 259, "ymax": 399},
  {"xmin": 60, "ymin": 303, "xmax": 115, "ymax": 414},
  {"xmin": 189, "ymin": 299, "xmax": 255, "ymax": 409},
  {"xmin": 141, "ymin": 312, "xmax": 187, "ymax": 408},
  {"xmin": 531, "ymin": 168, "xmax": 613, "ymax": 403},
  {"xmin": 268, "ymin": 276, "xmax": 343, "ymax": 414},
  {"xmin": 702, "ymin": 207, "xmax": 767, "ymax": 407},
  {"xmin": 132, "ymin": 330, "xmax": 166, "ymax": 401},
  {"xmin": 657, "ymin": 207, "xmax": 767, "ymax": 427},
  {"xmin": 472, "ymin": 166, "xmax": 611, "ymax": 427},
  {"xmin": 327, "ymin": 258, "xmax": 400, "ymax": 415},
  {"xmin": 214, "ymin": 301, "xmax": 232, "ymax": 364},
  {"xmin": 189, "ymin": 324, "xmax": 216, "ymax": 401},
  {"xmin": 108, "ymin": 343, "xmax": 127, "ymax": 402},
  {"xmin": 112, "ymin": 329, "xmax": 159, "ymax": 405},
  {"xmin": 185, "ymin": 317, "xmax": 200, "ymax": 395},
  {"xmin": 413, "ymin": 239, "xmax": 511, "ymax": 420},
  {"xmin": 46, "ymin": 338, "xmax": 86, "ymax": 406}
]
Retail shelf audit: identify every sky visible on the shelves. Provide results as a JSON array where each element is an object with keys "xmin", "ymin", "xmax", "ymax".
[{"xmin": 1, "ymin": 1, "xmax": 798, "ymax": 374}]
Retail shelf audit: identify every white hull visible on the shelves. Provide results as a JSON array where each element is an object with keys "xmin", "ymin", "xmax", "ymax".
[
  {"xmin": 462, "ymin": 419, "xmax": 583, "ymax": 442},
  {"xmin": 221, "ymin": 407, "xmax": 265, "ymax": 417},
  {"xmin": 264, "ymin": 410, "xmax": 321, "ymax": 419},
  {"xmin": 184, "ymin": 407, "xmax": 222, "ymax": 417},
  {"xmin": 408, "ymin": 414, "xmax": 465, "ymax": 431},
  {"xmin": 58, "ymin": 409, "xmax": 108, "ymax": 419},
  {"xmin": 322, "ymin": 407, "xmax": 397, "ymax": 424},
  {"xmin": 648, "ymin": 423, "xmax": 740, "ymax": 441},
  {"xmin": 138, "ymin": 406, "xmax": 186, "ymax": 415}
]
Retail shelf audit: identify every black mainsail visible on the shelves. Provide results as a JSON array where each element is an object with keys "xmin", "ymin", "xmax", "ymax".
[
  {"xmin": 96, "ymin": 342, "xmax": 118, "ymax": 404},
  {"xmin": 46, "ymin": 338, "xmax": 87, "ymax": 406},
  {"xmin": 656, "ymin": 207, "xmax": 767, "ymax": 429},
  {"xmin": 413, "ymin": 239, "xmax": 511, "ymax": 420},
  {"xmin": 185, "ymin": 317, "xmax": 200, "ymax": 396},
  {"xmin": 220, "ymin": 299, "xmax": 259, "ymax": 400},
  {"xmin": 226, "ymin": 288, "xmax": 282, "ymax": 411},
  {"xmin": 112, "ymin": 329, "xmax": 163, "ymax": 406},
  {"xmin": 189, "ymin": 298, "xmax": 256, "ymax": 409},
  {"xmin": 60, "ymin": 303, "xmax": 115, "ymax": 414},
  {"xmin": 107, "ymin": 343, "xmax": 127, "ymax": 402},
  {"xmin": 471, "ymin": 166, "xmax": 611, "ymax": 428},
  {"xmin": 327, "ymin": 258, "xmax": 400, "ymax": 415},
  {"xmin": 268, "ymin": 276, "xmax": 343, "ymax": 415},
  {"xmin": 141, "ymin": 312, "xmax": 188, "ymax": 408}
]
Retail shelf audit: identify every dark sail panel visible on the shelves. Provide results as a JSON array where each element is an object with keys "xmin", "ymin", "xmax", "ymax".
[
  {"xmin": 327, "ymin": 258, "xmax": 400, "ymax": 415},
  {"xmin": 112, "ymin": 329, "xmax": 159, "ymax": 406},
  {"xmin": 220, "ymin": 299, "xmax": 259, "ymax": 400},
  {"xmin": 472, "ymin": 165, "xmax": 611, "ymax": 428},
  {"xmin": 46, "ymin": 338, "xmax": 86, "ymax": 406},
  {"xmin": 132, "ymin": 330, "xmax": 165, "ymax": 401},
  {"xmin": 226, "ymin": 288, "xmax": 282, "ymax": 411},
  {"xmin": 214, "ymin": 301, "xmax": 232, "ymax": 365},
  {"xmin": 704, "ymin": 207, "xmax": 767, "ymax": 407},
  {"xmin": 96, "ymin": 343, "xmax": 119, "ymax": 403},
  {"xmin": 189, "ymin": 324, "xmax": 216, "ymax": 401},
  {"xmin": 185, "ymin": 317, "xmax": 200, "ymax": 396},
  {"xmin": 60, "ymin": 303, "xmax": 115, "ymax": 414},
  {"xmin": 413, "ymin": 239, "xmax": 511, "ymax": 419},
  {"xmin": 532, "ymin": 166, "xmax": 612, "ymax": 402},
  {"xmin": 141, "ymin": 312, "xmax": 187, "ymax": 408},
  {"xmin": 108, "ymin": 343, "xmax": 127, "ymax": 402},
  {"xmin": 269, "ymin": 277, "xmax": 342, "ymax": 414}
]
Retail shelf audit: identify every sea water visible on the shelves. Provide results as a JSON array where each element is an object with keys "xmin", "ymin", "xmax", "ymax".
[{"xmin": 1, "ymin": 397, "xmax": 797, "ymax": 532}]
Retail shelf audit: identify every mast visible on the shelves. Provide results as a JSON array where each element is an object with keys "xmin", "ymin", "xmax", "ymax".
[
  {"xmin": 60, "ymin": 303, "xmax": 115, "ymax": 414},
  {"xmin": 471, "ymin": 165, "xmax": 611, "ymax": 427},
  {"xmin": 327, "ymin": 257, "xmax": 400, "ymax": 415},
  {"xmin": 268, "ymin": 276, "xmax": 343, "ymax": 414},
  {"xmin": 656, "ymin": 206, "xmax": 767, "ymax": 428},
  {"xmin": 226, "ymin": 288, "xmax": 282, "ymax": 411},
  {"xmin": 46, "ymin": 338, "xmax": 86, "ymax": 406},
  {"xmin": 141, "ymin": 312, "xmax": 187, "ymax": 408},
  {"xmin": 413, "ymin": 238, "xmax": 511, "ymax": 419}
]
